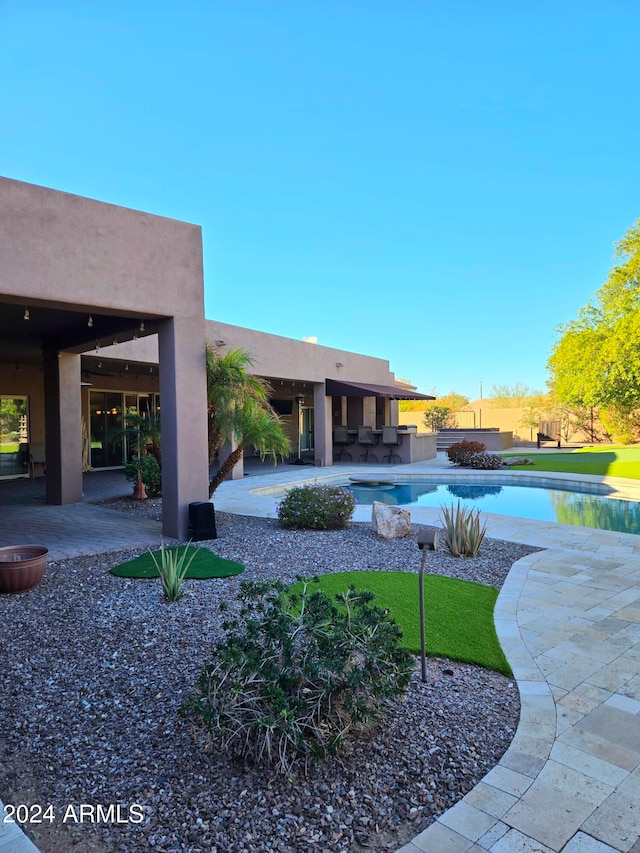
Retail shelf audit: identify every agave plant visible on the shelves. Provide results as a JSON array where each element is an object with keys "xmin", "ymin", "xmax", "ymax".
[
  {"xmin": 439, "ymin": 500, "xmax": 487, "ymax": 557},
  {"xmin": 149, "ymin": 542, "xmax": 198, "ymax": 601}
]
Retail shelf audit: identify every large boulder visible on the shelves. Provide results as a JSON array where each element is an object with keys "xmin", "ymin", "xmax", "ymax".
[
  {"xmin": 503, "ymin": 456, "xmax": 534, "ymax": 466},
  {"xmin": 372, "ymin": 501, "xmax": 412, "ymax": 539}
]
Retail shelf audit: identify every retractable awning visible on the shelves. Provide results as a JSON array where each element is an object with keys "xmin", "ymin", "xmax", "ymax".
[{"xmin": 325, "ymin": 379, "xmax": 434, "ymax": 400}]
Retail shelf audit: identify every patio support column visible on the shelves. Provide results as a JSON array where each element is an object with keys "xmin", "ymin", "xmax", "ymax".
[
  {"xmin": 314, "ymin": 383, "xmax": 332, "ymax": 466},
  {"xmin": 389, "ymin": 399, "xmax": 399, "ymax": 426},
  {"xmin": 363, "ymin": 395, "xmax": 377, "ymax": 427},
  {"xmin": 43, "ymin": 348, "xmax": 83, "ymax": 504},
  {"xmin": 158, "ymin": 316, "xmax": 209, "ymax": 540}
]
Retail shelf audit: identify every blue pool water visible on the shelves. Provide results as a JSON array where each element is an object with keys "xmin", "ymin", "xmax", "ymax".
[{"xmin": 345, "ymin": 480, "xmax": 640, "ymax": 534}]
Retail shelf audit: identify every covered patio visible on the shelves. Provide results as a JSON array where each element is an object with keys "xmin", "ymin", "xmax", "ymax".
[{"xmin": 0, "ymin": 177, "xmax": 209, "ymax": 539}]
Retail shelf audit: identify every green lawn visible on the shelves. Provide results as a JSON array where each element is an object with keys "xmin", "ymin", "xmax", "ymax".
[
  {"xmin": 289, "ymin": 571, "xmax": 510, "ymax": 675},
  {"xmin": 505, "ymin": 446, "xmax": 640, "ymax": 480}
]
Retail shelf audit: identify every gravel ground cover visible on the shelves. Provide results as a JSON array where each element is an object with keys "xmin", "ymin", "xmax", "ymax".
[{"xmin": 1, "ymin": 502, "xmax": 539, "ymax": 853}]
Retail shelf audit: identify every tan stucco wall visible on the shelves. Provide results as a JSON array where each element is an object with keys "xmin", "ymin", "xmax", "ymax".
[
  {"xmin": 0, "ymin": 177, "xmax": 203, "ymax": 320},
  {"xmin": 206, "ymin": 320, "xmax": 397, "ymax": 385}
]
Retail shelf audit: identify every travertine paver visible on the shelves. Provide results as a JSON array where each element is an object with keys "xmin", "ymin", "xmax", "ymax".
[{"xmin": 402, "ymin": 544, "xmax": 640, "ymax": 851}]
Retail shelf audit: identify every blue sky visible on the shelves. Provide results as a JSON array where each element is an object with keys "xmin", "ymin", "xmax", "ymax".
[{"xmin": 2, "ymin": 1, "xmax": 639, "ymax": 400}]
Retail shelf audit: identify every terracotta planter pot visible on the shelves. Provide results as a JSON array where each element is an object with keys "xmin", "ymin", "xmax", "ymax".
[{"xmin": 0, "ymin": 545, "xmax": 48, "ymax": 593}]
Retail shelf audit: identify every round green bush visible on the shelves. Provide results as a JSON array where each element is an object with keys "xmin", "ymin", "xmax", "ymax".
[
  {"xmin": 181, "ymin": 579, "xmax": 413, "ymax": 773},
  {"xmin": 276, "ymin": 483, "xmax": 356, "ymax": 530},
  {"xmin": 446, "ymin": 440, "xmax": 487, "ymax": 466}
]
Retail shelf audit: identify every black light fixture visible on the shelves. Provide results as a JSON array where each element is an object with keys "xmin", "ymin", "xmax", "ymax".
[{"xmin": 417, "ymin": 530, "xmax": 438, "ymax": 682}]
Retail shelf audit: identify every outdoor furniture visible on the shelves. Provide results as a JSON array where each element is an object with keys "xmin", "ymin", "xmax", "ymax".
[
  {"xmin": 357, "ymin": 426, "xmax": 378, "ymax": 463},
  {"xmin": 381, "ymin": 425, "xmax": 402, "ymax": 464},
  {"xmin": 333, "ymin": 425, "xmax": 353, "ymax": 462}
]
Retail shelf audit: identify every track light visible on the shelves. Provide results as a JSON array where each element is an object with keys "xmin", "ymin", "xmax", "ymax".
[
  {"xmin": 139, "ymin": 321, "xmax": 145, "ymax": 332},
  {"xmin": 23, "ymin": 306, "xmax": 30, "ymax": 321},
  {"xmin": 87, "ymin": 315, "xmax": 93, "ymax": 328},
  {"xmin": 125, "ymin": 363, "xmax": 129, "ymax": 371}
]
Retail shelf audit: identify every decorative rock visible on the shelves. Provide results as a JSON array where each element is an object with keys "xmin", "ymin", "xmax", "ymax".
[
  {"xmin": 371, "ymin": 501, "xmax": 412, "ymax": 538},
  {"xmin": 503, "ymin": 456, "xmax": 534, "ymax": 466}
]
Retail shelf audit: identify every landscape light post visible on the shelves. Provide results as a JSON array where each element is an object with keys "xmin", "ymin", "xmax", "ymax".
[{"xmin": 417, "ymin": 529, "xmax": 438, "ymax": 682}]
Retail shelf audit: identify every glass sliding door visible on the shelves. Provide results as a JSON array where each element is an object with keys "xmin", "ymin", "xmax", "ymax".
[
  {"xmin": 89, "ymin": 391, "xmax": 160, "ymax": 469},
  {"xmin": 90, "ymin": 392, "xmax": 124, "ymax": 469},
  {"xmin": 301, "ymin": 406, "xmax": 314, "ymax": 452},
  {"xmin": 0, "ymin": 397, "xmax": 29, "ymax": 478}
]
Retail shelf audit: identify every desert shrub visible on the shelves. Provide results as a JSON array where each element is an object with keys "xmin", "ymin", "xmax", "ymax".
[
  {"xmin": 467, "ymin": 452, "xmax": 504, "ymax": 469},
  {"xmin": 125, "ymin": 454, "xmax": 162, "ymax": 497},
  {"xmin": 276, "ymin": 483, "xmax": 356, "ymax": 530},
  {"xmin": 149, "ymin": 542, "xmax": 197, "ymax": 602},
  {"xmin": 181, "ymin": 578, "xmax": 413, "ymax": 774},
  {"xmin": 440, "ymin": 501, "xmax": 487, "ymax": 557},
  {"xmin": 446, "ymin": 440, "xmax": 486, "ymax": 466}
]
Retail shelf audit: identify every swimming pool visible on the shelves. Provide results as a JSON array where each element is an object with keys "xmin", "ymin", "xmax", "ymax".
[{"xmin": 344, "ymin": 479, "xmax": 640, "ymax": 535}]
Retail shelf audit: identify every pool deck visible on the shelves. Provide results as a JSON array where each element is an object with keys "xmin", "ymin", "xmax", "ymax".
[
  {"xmin": 3, "ymin": 454, "xmax": 640, "ymax": 852},
  {"xmin": 213, "ymin": 454, "xmax": 640, "ymax": 852}
]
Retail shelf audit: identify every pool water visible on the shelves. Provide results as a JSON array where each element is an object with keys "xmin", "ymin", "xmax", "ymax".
[{"xmin": 345, "ymin": 481, "xmax": 640, "ymax": 534}]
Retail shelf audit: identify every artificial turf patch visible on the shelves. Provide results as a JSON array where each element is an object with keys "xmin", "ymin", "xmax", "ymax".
[
  {"xmin": 109, "ymin": 546, "xmax": 245, "ymax": 579},
  {"xmin": 289, "ymin": 570, "xmax": 510, "ymax": 675},
  {"xmin": 503, "ymin": 446, "xmax": 640, "ymax": 479}
]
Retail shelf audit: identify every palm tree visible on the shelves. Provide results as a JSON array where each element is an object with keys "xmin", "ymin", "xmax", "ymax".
[
  {"xmin": 207, "ymin": 345, "xmax": 290, "ymax": 496},
  {"xmin": 109, "ymin": 411, "xmax": 162, "ymax": 466}
]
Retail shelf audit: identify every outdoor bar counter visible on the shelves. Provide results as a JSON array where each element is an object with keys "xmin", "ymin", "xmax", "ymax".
[{"xmin": 344, "ymin": 427, "xmax": 437, "ymax": 464}]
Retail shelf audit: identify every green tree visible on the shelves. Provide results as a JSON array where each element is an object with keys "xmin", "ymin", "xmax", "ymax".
[
  {"xmin": 401, "ymin": 389, "xmax": 468, "ymax": 416},
  {"xmin": 490, "ymin": 384, "xmax": 545, "ymax": 407},
  {"xmin": 423, "ymin": 405, "xmax": 453, "ymax": 431},
  {"xmin": 548, "ymin": 218, "xmax": 640, "ymax": 440},
  {"xmin": 207, "ymin": 345, "xmax": 290, "ymax": 496}
]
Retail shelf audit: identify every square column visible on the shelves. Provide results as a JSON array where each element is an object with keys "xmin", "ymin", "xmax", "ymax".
[
  {"xmin": 313, "ymin": 383, "xmax": 333, "ymax": 466},
  {"xmin": 158, "ymin": 317, "xmax": 209, "ymax": 540},
  {"xmin": 43, "ymin": 349, "xmax": 83, "ymax": 504},
  {"xmin": 362, "ymin": 396, "xmax": 377, "ymax": 427}
]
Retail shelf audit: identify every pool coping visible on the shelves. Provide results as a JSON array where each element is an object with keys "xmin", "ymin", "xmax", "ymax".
[{"xmin": 250, "ymin": 469, "xmax": 640, "ymax": 500}]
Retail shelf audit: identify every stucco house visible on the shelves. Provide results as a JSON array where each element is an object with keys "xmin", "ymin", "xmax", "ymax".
[{"xmin": 0, "ymin": 177, "xmax": 432, "ymax": 539}]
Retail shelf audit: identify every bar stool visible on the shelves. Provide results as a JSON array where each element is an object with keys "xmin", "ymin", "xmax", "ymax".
[
  {"xmin": 333, "ymin": 425, "xmax": 352, "ymax": 462},
  {"xmin": 381, "ymin": 425, "xmax": 402, "ymax": 464},
  {"xmin": 357, "ymin": 426, "xmax": 378, "ymax": 463}
]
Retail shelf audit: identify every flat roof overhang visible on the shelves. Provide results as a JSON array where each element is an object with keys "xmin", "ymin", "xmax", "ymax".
[{"xmin": 325, "ymin": 379, "xmax": 435, "ymax": 401}]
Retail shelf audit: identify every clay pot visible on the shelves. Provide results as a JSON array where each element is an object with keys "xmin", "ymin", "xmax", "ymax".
[{"xmin": 0, "ymin": 545, "xmax": 48, "ymax": 593}]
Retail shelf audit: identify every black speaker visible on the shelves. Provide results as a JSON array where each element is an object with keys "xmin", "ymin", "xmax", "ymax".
[{"xmin": 188, "ymin": 501, "xmax": 217, "ymax": 541}]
